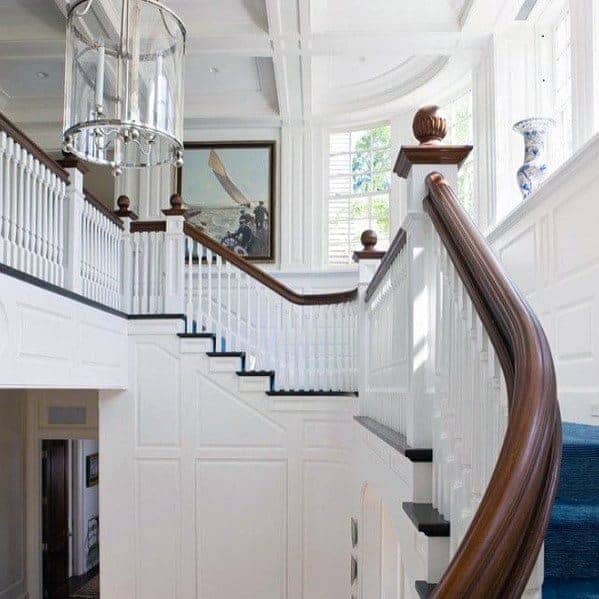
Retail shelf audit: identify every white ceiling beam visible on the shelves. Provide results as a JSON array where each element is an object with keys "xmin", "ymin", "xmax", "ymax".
[
  {"xmin": 186, "ymin": 35, "xmax": 273, "ymax": 57},
  {"xmin": 264, "ymin": 0, "xmax": 299, "ymax": 122},
  {"xmin": 297, "ymin": 0, "xmax": 313, "ymax": 120}
]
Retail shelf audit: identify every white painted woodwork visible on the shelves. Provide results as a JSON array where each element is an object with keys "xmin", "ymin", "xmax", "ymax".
[
  {"xmin": 0, "ymin": 391, "xmax": 26, "ymax": 599},
  {"xmin": 99, "ymin": 317, "xmax": 354, "ymax": 599},
  {"xmin": 0, "ymin": 132, "xmax": 66, "ymax": 286},
  {"xmin": 79, "ymin": 199, "xmax": 122, "ymax": 310},
  {"xmin": 488, "ymin": 131, "xmax": 599, "ymax": 424},
  {"xmin": 0, "ymin": 269, "xmax": 127, "ymax": 389},
  {"xmin": 432, "ymin": 234, "xmax": 508, "ymax": 556},
  {"xmin": 183, "ymin": 235, "xmax": 358, "ymax": 390}
]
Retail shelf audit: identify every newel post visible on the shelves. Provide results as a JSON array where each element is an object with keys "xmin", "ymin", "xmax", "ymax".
[
  {"xmin": 394, "ymin": 106, "xmax": 472, "ymax": 447},
  {"xmin": 353, "ymin": 230, "xmax": 386, "ymax": 402},
  {"xmin": 59, "ymin": 157, "xmax": 87, "ymax": 295},
  {"xmin": 161, "ymin": 193, "xmax": 186, "ymax": 314},
  {"xmin": 114, "ymin": 195, "xmax": 138, "ymax": 312}
]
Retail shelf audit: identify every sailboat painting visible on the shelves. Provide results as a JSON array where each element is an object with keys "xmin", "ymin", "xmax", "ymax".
[{"xmin": 177, "ymin": 142, "xmax": 276, "ymax": 262}]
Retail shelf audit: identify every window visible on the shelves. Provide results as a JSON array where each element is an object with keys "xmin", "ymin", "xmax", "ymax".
[
  {"xmin": 328, "ymin": 125, "xmax": 391, "ymax": 265},
  {"xmin": 443, "ymin": 89, "xmax": 475, "ymax": 220},
  {"xmin": 551, "ymin": 7, "xmax": 572, "ymax": 167}
]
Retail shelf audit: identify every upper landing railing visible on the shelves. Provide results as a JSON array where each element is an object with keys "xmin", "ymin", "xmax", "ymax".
[
  {"xmin": 356, "ymin": 107, "xmax": 561, "ymax": 597},
  {"xmin": 0, "ymin": 110, "xmax": 359, "ymax": 390}
]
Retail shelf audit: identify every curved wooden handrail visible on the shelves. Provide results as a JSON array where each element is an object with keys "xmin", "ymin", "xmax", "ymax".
[
  {"xmin": 83, "ymin": 189, "xmax": 124, "ymax": 229},
  {"xmin": 365, "ymin": 227, "xmax": 407, "ymax": 303},
  {"xmin": 0, "ymin": 111, "xmax": 69, "ymax": 183},
  {"xmin": 424, "ymin": 172, "xmax": 561, "ymax": 598},
  {"xmin": 183, "ymin": 221, "xmax": 358, "ymax": 305}
]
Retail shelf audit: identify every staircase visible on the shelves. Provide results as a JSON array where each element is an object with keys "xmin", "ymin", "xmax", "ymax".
[{"xmin": 543, "ymin": 423, "xmax": 599, "ymax": 598}]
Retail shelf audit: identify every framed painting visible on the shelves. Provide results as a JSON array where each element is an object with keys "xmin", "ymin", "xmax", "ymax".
[
  {"xmin": 86, "ymin": 453, "xmax": 99, "ymax": 488},
  {"xmin": 177, "ymin": 141, "xmax": 276, "ymax": 262}
]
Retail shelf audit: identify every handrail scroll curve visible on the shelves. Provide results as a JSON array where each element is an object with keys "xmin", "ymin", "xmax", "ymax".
[{"xmin": 425, "ymin": 172, "xmax": 561, "ymax": 598}]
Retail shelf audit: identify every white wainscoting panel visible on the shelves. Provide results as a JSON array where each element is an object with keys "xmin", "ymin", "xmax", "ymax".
[
  {"xmin": 100, "ymin": 319, "xmax": 354, "ymax": 598},
  {"xmin": 0, "ymin": 272, "xmax": 127, "ymax": 389},
  {"xmin": 196, "ymin": 459, "xmax": 287, "ymax": 599},
  {"xmin": 488, "ymin": 132, "xmax": 599, "ymax": 423}
]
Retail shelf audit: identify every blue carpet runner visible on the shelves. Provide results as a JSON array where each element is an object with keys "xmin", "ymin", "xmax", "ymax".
[{"xmin": 543, "ymin": 422, "xmax": 599, "ymax": 597}]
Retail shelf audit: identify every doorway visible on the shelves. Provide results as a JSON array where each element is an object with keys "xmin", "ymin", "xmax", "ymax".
[{"xmin": 42, "ymin": 440, "xmax": 100, "ymax": 599}]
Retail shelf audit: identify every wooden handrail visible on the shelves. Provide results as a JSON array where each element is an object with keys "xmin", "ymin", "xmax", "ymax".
[
  {"xmin": 365, "ymin": 227, "xmax": 407, "ymax": 303},
  {"xmin": 183, "ymin": 221, "xmax": 358, "ymax": 305},
  {"xmin": 0, "ymin": 111, "xmax": 69, "ymax": 183},
  {"xmin": 130, "ymin": 220, "xmax": 167, "ymax": 233},
  {"xmin": 424, "ymin": 172, "xmax": 561, "ymax": 598},
  {"xmin": 83, "ymin": 189, "xmax": 124, "ymax": 229}
]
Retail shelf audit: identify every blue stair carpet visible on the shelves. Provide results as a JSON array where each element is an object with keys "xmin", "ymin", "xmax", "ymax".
[{"xmin": 543, "ymin": 422, "xmax": 599, "ymax": 598}]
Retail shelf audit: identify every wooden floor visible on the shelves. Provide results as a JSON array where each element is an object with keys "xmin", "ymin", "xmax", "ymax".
[{"xmin": 66, "ymin": 567, "xmax": 99, "ymax": 599}]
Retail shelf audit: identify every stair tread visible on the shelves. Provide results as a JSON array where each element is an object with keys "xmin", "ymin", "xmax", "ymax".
[
  {"xmin": 550, "ymin": 501, "xmax": 599, "ymax": 524},
  {"xmin": 415, "ymin": 580, "xmax": 436, "ymax": 598},
  {"xmin": 177, "ymin": 332, "xmax": 216, "ymax": 338},
  {"xmin": 236, "ymin": 370, "xmax": 275, "ymax": 377},
  {"xmin": 543, "ymin": 577, "xmax": 599, "ymax": 598},
  {"xmin": 206, "ymin": 351, "xmax": 245, "ymax": 357},
  {"xmin": 563, "ymin": 422, "xmax": 599, "ymax": 446},
  {"xmin": 354, "ymin": 416, "xmax": 432, "ymax": 462},
  {"xmin": 402, "ymin": 502, "xmax": 449, "ymax": 537},
  {"xmin": 266, "ymin": 390, "xmax": 357, "ymax": 396}
]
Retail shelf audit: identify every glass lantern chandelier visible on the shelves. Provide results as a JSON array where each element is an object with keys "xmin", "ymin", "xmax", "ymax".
[{"xmin": 63, "ymin": 0, "xmax": 186, "ymax": 175}]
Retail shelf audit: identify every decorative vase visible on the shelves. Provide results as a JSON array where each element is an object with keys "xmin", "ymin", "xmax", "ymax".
[{"xmin": 513, "ymin": 118, "xmax": 555, "ymax": 199}]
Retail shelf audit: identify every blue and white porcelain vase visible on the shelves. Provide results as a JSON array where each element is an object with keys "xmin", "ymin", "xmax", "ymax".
[{"xmin": 513, "ymin": 117, "xmax": 555, "ymax": 199}]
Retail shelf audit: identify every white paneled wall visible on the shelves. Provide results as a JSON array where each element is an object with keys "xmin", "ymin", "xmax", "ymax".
[
  {"xmin": 489, "ymin": 132, "xmax": 599, "ymax": 424},
  {"xmin": 0, "ymin": 391, "xmax": 25, "ymax": 599},
  {"xmin": 100, "ymin": 319, "xmax": 354, "ymax": 599}
]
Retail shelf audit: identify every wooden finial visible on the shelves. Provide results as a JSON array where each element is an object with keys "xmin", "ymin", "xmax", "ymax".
[
  {"xmin": 412, "ymin": 105, "xmax": 447, "ymax": 145},
  {"xmin": 170, "ymin": 193, "xmax": 183, "ymax": 209},
  {"xmin": 162, "ymin": 193, "xmax": 187, "ymax": 216},
  {"xmin": 113, "ymin": 194, "xmax": 138, "ymax": 220},
  {"xmin": 361, "ymin": 229, "xmax": 378, "ymax": 251},
  {"xmin": 117, "ymin": 195, "xmax": 130, "ymax": 211},
  {"xmin": 352, "ymin": 229, "xmax": 386, "ymax": 262}
]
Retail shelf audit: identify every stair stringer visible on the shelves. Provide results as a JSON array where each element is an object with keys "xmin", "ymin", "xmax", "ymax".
[
  {"xmin": 350, "ymin": 421, "xmax": 444, "ymax": 599},
  {"xmin": 100, "ymin": 317, "xmax": 357, "ymax": 599}
]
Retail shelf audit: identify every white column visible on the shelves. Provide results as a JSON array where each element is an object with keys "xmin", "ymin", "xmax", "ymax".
[
  {"xmin": 162, "ymin": 214, "xmax": 185, "ymax": 314},
  {"xmin": 569, "ymin": 0, "xmax": 599, "ymax": 146},
  {"xmin": 63, "ymin": 165, "xmax": 85, "ymax": 294}
]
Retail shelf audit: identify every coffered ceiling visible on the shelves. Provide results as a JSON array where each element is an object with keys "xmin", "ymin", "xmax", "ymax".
[{"xmin": 0, "ymin": 0, "xmax": 507, "ymax": 143}]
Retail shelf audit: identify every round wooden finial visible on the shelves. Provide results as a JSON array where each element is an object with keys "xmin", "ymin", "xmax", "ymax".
[
  {"xmin": 170, "ymin": 193, "xmax": 183, "ymax": 209},
  {"xmin": 413, "ymin": 105, "xmax": 447, "ymax": 145},
  {"xmin": 117, "ymin": 195, "xmax": 130, "ymax": 211},
  {"xmin": 361, "ymin": 229, "xmax": 378, "ymax": 251}
]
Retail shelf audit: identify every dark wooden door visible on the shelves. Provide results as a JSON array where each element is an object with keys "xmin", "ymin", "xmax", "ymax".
[{"xmin": 42, "ymin": 440, "xmax": 69, "ymax": 599}]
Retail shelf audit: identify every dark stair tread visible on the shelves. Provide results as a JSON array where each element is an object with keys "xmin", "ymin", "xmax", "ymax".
[
  {"xmin": 402, "ymin": 502, "xmax": 450, "ymax": 537},
  {"xmin": 177, "ymin": 332, "xmax": 216, "ymax": 338},
  {"xmin": 415, "ymin": 581, "xmax": 437, "ymax": 598},
  {"xmin": 266, "ymin": 390, "xmax": 357, "ymax": 396},
  {"xmin": 355, "ymin": 416, "xmax": 432, "ymax": 462},
  {"xmin": 236, "ymin": 370, "xmax": 275, "ymax": 377},
  {"xmin": 206, "ymin": 351, "xmax": 245, "ymax": 357},
  {"xmin": 542, "ymin": 577, "xmax": 599, "ymax": 598}
]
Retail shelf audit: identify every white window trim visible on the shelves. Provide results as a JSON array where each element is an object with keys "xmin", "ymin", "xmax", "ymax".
[{"xmin": 325, "ymin": 121, "xmax": 392, "ymax": 267}]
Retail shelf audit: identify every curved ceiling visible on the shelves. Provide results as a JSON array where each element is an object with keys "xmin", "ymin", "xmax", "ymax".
[{"xmin": 0, "ymin": 0, "xmax": 507, "ymax": 137}]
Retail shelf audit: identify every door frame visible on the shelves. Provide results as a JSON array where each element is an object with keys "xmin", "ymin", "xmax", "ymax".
[{"xmin": 25, "ymin": 399, "xmax": 98, "ymax": 599}]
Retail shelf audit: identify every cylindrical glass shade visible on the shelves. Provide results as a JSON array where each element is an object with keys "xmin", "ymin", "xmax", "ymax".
[{"xmin": 63, "ymin": 0, "xmax": 186, "ymax": 173}]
